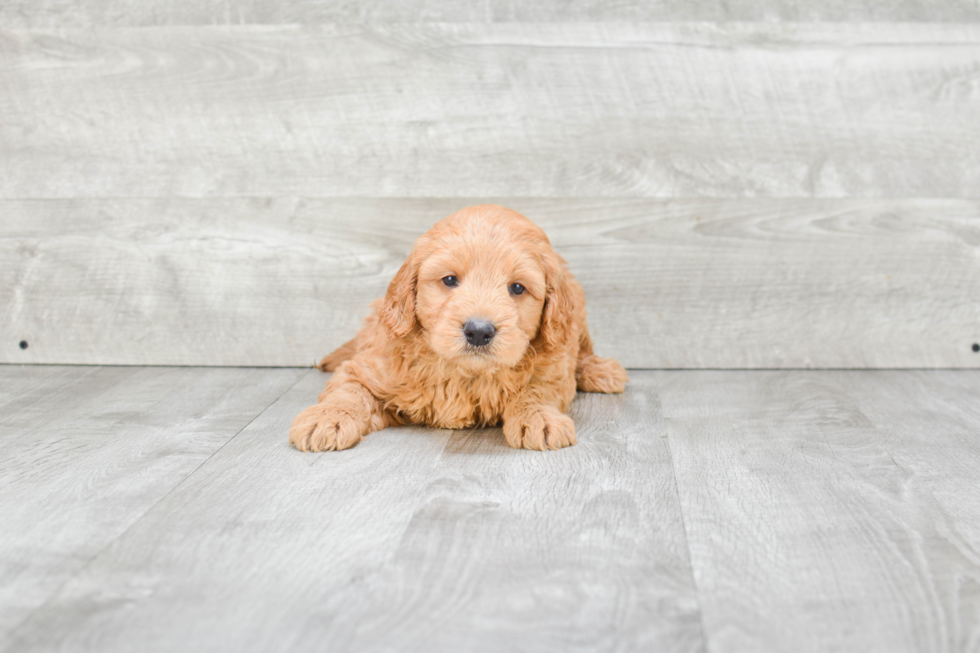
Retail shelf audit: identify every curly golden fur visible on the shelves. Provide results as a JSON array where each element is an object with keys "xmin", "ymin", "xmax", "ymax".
[{"xmin": 289, "ymin": 205, "xmax": 628, "ymax": 452}]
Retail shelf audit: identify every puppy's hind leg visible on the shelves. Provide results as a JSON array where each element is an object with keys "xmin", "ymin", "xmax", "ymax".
[
  {"xmin": 576, "ymin": 355, "xmax": 628, "ymax": 394},
  {"xmin": 316, "ymin": 337, "xmax": 358, "ymax": 372},
  {"xmin": 289, "ymin": 365, "xmax": 386, "ymax": 452},
  {"xmin": 574, "ymin": 328, "xmax": 627, "ymax": 393}
]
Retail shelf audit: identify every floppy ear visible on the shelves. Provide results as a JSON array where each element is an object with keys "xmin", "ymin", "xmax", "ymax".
[
  {"xmin": 538, "ymin": 254, "xmax": 575, "ymax": 353},
  {"xmin": 380, "ymin": 248, "xmax": 421, "ymax": 339}
]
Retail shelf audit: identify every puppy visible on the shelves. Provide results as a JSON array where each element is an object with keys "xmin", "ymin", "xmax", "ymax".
[{"xmin": 289, "ymin": 205, "xmax": 627, "ymax": 452}]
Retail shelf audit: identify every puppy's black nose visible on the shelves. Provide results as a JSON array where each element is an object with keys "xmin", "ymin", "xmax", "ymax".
[{"xmin": 463, "ymin": 320, "xmax": 496, "ymax": 347}]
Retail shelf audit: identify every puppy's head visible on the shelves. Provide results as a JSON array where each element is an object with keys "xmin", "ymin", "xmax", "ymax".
[{"xmin": 381, "ymin": 205, "xmax": 572, "ymax": 371}]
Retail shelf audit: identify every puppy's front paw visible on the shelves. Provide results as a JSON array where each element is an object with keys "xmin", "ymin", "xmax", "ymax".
[
  {"xmin": 576, "ymin": 355, "xmax": 628, "ymax": 394},
  {"xmin": 289, "ymin": 401, "xmax": 365, "ymax": 452},
  {"xmin": 503, "ymin": 406, "xmax": 576, "ymax": 451}
]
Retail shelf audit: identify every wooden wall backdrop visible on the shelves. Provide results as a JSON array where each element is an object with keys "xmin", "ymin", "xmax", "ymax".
[{"xmin": 1, "ymin": 7, "xmax": 979, "ymax": 368}]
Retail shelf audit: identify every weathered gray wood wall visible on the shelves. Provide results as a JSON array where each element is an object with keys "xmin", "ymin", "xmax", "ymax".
[
  {"xmin": 4, "ymin": 2, "xmax": 980, "ymax": 25},
  {"xmin": 2, "ymin": 7, "xmax": 978, "ymax": 368}
]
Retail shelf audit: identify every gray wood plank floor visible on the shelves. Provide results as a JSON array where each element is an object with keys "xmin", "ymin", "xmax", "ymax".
[
  {"xmin": 0, "ymin": 365, "xmax": 308, "ymax": 649},
  {"xmin": 657, "ymin": 370, "xmax": 980, "ymax": 653},
  {"xmin": 3, "ymin": 366, "xmax": 979, "ymax": 652}
]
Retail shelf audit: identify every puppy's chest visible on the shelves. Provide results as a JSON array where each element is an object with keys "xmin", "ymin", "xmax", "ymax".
[{"xmin": 391, "ymin": 368, "xmax": 525, "ymax": 429}]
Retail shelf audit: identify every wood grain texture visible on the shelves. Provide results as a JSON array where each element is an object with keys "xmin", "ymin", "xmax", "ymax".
[
  {"xmin": 318, "ymin": 379, "xmax": 703, "ymax": 652},
  {"xmin": 0, "ymin": 364, "xmax": 307, "ymax": 647},
  {"xmin": 658, "ymin": 370, "xmax": 980, "ymax": 653},
  {"xmin": 4, "ymin": 370, "xmax": 703, "ymax": 653},
  {"xmin": 2, "ymin": 198, "xmax": 978, "ymax": 368},
  {"xmin": 2, "ymin": 24, "xmax": 980, "ymax": 199},
  {"xmin": 4, "ymin": 0, "xmax": 980, "ymax": 27},
  {"xmin": 5, "ymin": 367, "xmax": 980, "ymax": 651},
  {"xmin": 839, "ymin": 370, "xmax": 980, "ymax": 653}
]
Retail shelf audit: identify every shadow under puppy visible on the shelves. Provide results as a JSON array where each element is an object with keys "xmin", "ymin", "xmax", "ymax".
[{"xmin": 290, "ymin": 205, "xmax": 628, "ymax": 452}]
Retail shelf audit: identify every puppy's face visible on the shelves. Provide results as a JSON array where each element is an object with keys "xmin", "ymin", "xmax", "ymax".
[
  {"xmin": 415, "ymin": 233, "xmax": 547, "ymax": 371},
  {"xmin": 383, "ymin": 207, "xmax": 564, "ymax": 372}
]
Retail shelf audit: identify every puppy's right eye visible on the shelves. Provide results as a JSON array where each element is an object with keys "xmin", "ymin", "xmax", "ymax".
[{"xmin": 441, "ymin": 275, "xmax": 459, "ymax": 288}]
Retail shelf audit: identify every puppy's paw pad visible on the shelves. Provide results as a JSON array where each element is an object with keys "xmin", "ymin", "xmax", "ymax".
[
  {"xmin": 576, "ymin": 356, "xmax": 628, "ymax": 394},
  {"xmin": 289, "ymin": 402, "xmax": 364, "ymax": 452},
  {"xmin": 504, "ymin": 406, "xmax": 576, "ymax": 451}
]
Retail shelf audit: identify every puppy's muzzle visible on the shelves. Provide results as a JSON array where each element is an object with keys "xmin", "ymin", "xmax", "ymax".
[{"xmin": 463, "ymin": 319, "xmax": 496, "ymax": 347}]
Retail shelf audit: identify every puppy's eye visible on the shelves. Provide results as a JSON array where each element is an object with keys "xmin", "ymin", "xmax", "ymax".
[
  {"xmin": 442, "ymin": 275, "xmax": 459, "ymax": 288},
  {"xmin": 509, "ymin": 283, "xmax": 526, "ymax": 296}
]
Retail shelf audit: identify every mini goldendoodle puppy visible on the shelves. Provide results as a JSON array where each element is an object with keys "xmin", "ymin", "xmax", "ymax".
[{"xmin": 289, "ymin": 205, "xmax": 627, "ymax": 452}]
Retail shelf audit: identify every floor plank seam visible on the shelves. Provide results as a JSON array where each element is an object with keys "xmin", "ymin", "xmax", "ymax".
[
  {"xmin": 3, "ymin": 367, "xmax": 315, "ymax": 644},
  {"xmin": 662, "ymin": 410, "xmax": 713, "ymax": 653}
]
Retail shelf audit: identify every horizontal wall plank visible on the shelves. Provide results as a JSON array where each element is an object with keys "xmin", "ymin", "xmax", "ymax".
[
  {"xmin": 4, "ymin": 1, "xmax": 980, "ymax": 27},
  {"xmin": 2, "ymin": 198, "xmax": 978, "ymax": 368},
  {"xmin": 2, "ymin": 24, "xmax": 980, "ymax": 198}
]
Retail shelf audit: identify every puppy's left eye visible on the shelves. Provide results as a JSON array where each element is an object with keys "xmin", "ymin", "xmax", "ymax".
[
  {"xmin": 509, "ymin": 283, "xmax": 526, "ymax": 296},
  {"xmin": 442, "ymin": 276, "xmax": 459, "ymax": 288}
]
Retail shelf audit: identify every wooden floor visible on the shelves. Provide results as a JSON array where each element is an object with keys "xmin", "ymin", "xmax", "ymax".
[{"xmin": 2, "ymin": 365, "xmax": 979, "ymax": 652}]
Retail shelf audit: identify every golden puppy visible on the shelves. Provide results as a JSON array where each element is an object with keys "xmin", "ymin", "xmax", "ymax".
[{"xmin": 289, "ymin": 205, "xmax": 627, "ymax": 452}]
